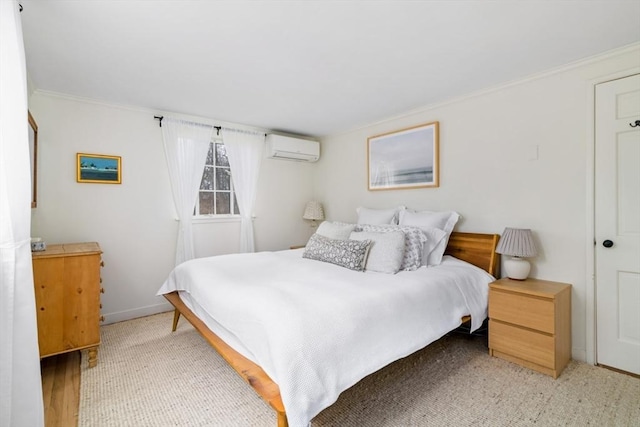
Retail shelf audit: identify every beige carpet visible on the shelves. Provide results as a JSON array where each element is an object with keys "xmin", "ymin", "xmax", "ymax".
[{"xmin": 79, "ymin": 312, "xmax": 640, "ymax": 427}]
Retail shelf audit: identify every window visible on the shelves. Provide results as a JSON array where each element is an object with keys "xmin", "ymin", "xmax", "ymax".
[{"xmin": 195, "ymin": 141, "xmax": 239, "ymax": 216}]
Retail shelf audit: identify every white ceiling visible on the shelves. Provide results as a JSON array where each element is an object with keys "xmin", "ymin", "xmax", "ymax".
[{"xmin": 20, "ymin": 1, "xmax": 640, "ymax": 137}]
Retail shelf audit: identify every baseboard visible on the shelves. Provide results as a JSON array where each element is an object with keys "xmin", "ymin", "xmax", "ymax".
[
  {"xmin": 103, "ymin": 301, "xmax": 173, "ymax": 325},
  {"xmin": 572, "ymin": 347, "xmax": 587, "ymax": 363}
]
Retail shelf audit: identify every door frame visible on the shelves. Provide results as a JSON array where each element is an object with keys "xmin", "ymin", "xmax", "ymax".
[{"xmin": 586, "ymin": 67, "xmax": 640, "ymax": 365}]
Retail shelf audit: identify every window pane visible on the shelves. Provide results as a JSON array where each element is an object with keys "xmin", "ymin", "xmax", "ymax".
[
  {"xmin": 215, "ymin": 143, "xmax": 229, "ymax": 167},
  {"xmin": 199, "ymin": 192, "xmax": 214, "ymax": 215},
  {"xmin": 200, "ymin": 167, "xmax": 213, "ymax": 190},
  {"xmin": 216, "ymin": 192, "xmax": 231, "ymax": 214},
  {"xmin": 215, "ymin": 168, "xmax": 231, "ymax": 190},
  {"xmin": 233, "ymin": 193, "xmax": 240, "ymax": 215},
  {"xmin": 205, "ymin": 143, "xmax": 214, "ymax": 165}
]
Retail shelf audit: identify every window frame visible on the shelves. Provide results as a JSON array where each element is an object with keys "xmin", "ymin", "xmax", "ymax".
[{"xmin": 193, "ymin": 138, "xmax": 240, "ymax": 220}]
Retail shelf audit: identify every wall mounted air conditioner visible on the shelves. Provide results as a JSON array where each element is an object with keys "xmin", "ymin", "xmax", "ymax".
[{"xmin": 266, "ymin": 134, "xmax": 320, "ymax": 162}]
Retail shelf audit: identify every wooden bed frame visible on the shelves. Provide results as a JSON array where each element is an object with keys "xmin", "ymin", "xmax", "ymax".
[{"xmin": 164, "ymin": 231, "xmax": 500, "ymax": 427}]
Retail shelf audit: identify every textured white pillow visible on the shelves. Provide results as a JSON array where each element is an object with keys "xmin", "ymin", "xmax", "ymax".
[
  {"xmin": 315, "ymin": 221, "xmax": 357, "ymax": 240},
  {"xmin": 349, "ymin": 231, "xmax": 405, "ymax": 274},
  {"xmin": 357, "ymin": 224, "xmax": 426, "ymax": 271},
  {"xmin": 356, "ymin": 206, "xmax": 404, "ymax": 225},
  {"xmin": 398, "ymin": 210, "xmax": 460, "ymax": 266}
]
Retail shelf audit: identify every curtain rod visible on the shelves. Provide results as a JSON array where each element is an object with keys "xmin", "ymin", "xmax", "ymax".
[
  {"xmin": 154, "ymin": 115, "xmax": 221, "ymax": 135},
  {"xmin": 154, "ymin": 115, "xmax": 266, "ymax": 137}
]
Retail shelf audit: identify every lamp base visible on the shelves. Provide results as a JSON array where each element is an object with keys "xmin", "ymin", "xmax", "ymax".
[{"xmin": 504, "ymin": 257, "xmax": 531, "ymax": 280}]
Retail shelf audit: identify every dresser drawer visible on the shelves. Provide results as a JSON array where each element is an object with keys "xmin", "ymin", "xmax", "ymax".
[
  {"xmin": 489, "ymin": 289, "xmax": 555, "ymax": 333},
  {"xmin": 489, "ymin": 320, "xmax": 555, "ymax": 369}
]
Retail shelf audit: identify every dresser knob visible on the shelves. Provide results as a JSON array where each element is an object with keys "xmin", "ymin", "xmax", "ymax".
[
  {"xmin": 100, "ymin": 260, "xmax": 105, "ymax": 267},
  {"xmin": 100, "ymin": 287, "xmax": 105, "ymax": 294},
  {"xmin": 99, "ymin": 316, "xmax": 105, "ymax": 322}
]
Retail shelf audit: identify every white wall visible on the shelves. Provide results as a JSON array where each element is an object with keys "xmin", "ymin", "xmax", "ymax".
[
  {"xmin": 314, "ymin": 45, "xmax": 640, "ymax": 362},
  {"xmin": 29, "ymin": 92, "xmax": 316, "ymax": 323}
]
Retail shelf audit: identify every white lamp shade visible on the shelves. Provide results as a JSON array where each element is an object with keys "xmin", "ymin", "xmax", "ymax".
[
  {"xmin": 496, "ymin": 228, "xmax": 538, "ymax": 257},
  {"xmin": 303, "ymin": 201, "xmax": 325, "ymax": 221}
]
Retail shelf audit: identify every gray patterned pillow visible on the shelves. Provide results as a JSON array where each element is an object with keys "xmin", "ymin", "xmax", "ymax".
[
  {"xmin": 303, "ymin": 234, "xmax": 371, "ymax": 271},
  {"xmin": 356, "ymin": 224, "xmax": 427, "ymax": 271}
]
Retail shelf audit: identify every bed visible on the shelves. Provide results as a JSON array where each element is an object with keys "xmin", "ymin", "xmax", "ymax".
[{"xmin": 158, "ymin": 231, "xmax": 499, "ymax": 427}]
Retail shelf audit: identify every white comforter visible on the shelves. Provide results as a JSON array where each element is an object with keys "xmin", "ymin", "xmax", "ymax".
[{"xmin": 157, "ymin": 250, "xmax": 494, "ymax": 427}]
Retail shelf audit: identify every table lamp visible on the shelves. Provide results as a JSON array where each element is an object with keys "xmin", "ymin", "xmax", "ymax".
[
  {"xmin": 496, "ymin": 228, "xmax": 538, "ymax": 280},
  {"xmin": 303, "ymin": 201, "xmax": 325, "ymax": 228}
]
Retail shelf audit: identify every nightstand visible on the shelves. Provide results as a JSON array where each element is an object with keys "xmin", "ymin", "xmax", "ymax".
[{"xmin": 488, "ymin": 278, "xmax": 571, "ymax": 378}]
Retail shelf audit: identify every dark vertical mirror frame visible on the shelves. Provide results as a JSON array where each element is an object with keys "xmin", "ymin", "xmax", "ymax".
[{"xmin": 28, "ymin": 111, "xmax": 38, "ymax": 208}]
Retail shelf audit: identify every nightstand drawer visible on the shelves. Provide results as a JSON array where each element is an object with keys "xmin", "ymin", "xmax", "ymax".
[
  {"xmin": 489, "ymin": 289, "xmax": 555, "ymax": 333},
  {"xmin": 489, "ymin": 320, "xmax": 555, "ymax": 369}
]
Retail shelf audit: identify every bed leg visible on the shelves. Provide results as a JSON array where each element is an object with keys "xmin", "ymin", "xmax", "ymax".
[
  {"xmin": 276, "ymin": 411, "xmax": 288, "ymax": 427},
  {"xmin": 172, "ymin": 309, "xmax": 180, "ymax": 332}
]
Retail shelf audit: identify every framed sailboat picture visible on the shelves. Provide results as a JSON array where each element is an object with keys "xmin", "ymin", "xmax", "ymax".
[{"xmin": 77, "ymin": 153, "xmax": 122, "ymax": 184}]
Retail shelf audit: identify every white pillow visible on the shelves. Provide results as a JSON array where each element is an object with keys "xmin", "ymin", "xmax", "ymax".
[
  {"xmin": 356, "ymin": 206, "xmax": 404, "ymax": 225},
  {"xmin": 350, "ymin": 231, "xmax": 405, "ymax": 274},
  {"xmin": 315, "ymin": 221, "xmax": 357, "ymax": 240},
  {"xmin": 398, "ymin": 210, "xmax": 460, "ymax": 266},
  {"xmin": 357, "ymin": 224, "xmax": 426, "ymax": 271},
  {"xmin": 420, "ymin": 228, "xmax": 447, "ymax": 267}
]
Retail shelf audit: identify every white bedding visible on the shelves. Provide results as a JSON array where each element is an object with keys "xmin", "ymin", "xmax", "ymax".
[{"xmin": 157, "ymin": 249, "xmax": 494, "ymax": 427}]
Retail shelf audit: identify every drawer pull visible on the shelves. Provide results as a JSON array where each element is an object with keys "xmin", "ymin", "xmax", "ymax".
[
  {"xmin": 100, "ymin": 287, "xmax": 105, "ymax": 294},
  {"xmin": 100, "ymin": 260, "xmax": 105, "ymax": 267},
  {"xmin": 99, "ymin": 316, "xmax": 105, "ymax": 322}
]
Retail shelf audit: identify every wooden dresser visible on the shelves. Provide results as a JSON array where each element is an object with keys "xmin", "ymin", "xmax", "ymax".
[
  {"xmin": 32, "ymin": 242, "xmax": 103, "ymax": 368},
  {"xmin": 488, "ymin": 278, "xmax": 571, "ymax": 378}
]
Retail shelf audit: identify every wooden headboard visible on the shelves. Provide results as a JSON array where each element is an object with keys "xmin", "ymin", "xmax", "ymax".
[{"xmin": 444, "ymin": 232, "xmax": 500, "ymax": 277}]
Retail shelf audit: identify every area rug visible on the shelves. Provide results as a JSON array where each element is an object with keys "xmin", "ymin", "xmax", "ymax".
[{"xmin": 79, "ymin": 312, "xmax": 640, "ymax": 426}]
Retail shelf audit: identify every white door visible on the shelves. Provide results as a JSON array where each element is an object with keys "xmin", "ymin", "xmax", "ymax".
[{"xmin": 595, "ymin": 74, "xmax": 640, "ymax": 375}]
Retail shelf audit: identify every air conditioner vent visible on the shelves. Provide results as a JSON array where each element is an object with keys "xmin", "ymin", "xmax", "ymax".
[{"xmin": 266, "ymin": 134, "xmax": 319, "ymax": 162}]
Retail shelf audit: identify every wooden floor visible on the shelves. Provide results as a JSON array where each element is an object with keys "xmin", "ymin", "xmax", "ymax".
[{"xmin": 41, "ymin": 351, "xmax": 81, "ymax": 427}]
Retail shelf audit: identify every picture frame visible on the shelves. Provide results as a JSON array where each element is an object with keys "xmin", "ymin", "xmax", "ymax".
[
  {"xmin": 367, "ymin": 121, "xmax": 439, "ymax": 191},
  {"xmin": 28, "ymin": 111, "xmax": 38, "ymax": 207},
  {"xmin": 77, "ymin": 153, "xmax": 122, "ymax": 184}
]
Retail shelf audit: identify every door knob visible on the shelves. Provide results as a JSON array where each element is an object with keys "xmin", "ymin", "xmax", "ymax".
[{"xmin": 603, "ymin": 240, "xmax": 614, "ymax": 248}]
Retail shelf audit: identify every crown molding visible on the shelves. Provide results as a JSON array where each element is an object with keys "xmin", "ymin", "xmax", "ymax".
[
  {"xmin": 30, "ymin": 89, "xmax": 269, "ymax": 134},
  {"xmin": 328, "ymin": 42, "xmax": 640, "ymax": 139}
]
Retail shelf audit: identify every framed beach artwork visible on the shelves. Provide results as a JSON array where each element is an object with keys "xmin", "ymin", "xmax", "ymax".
[
  {"xmin": 367, "ymin": 121, "xmax": 439, "ymax": 191},
  {"xmin": 77, "ymin": 153, "xmax": 122, "ymax": 184}
]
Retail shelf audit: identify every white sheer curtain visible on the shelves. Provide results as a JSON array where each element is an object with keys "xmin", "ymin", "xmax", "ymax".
[
  {"xmin": 221, "ymin": 129, "xmax": 265, "ymax": 253},
  {"xmin": 0, "ymin": 1, "xmax": 45, "ymax": 426},
  {"xmin": 161, "ymin": 119, "xmax": 213, "ymax": 265}
]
